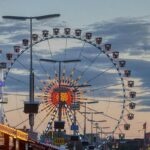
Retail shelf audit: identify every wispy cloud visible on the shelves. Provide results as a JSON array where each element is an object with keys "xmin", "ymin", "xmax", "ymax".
[{"xmin": 88, "ymin": 17, "xmax": 150, "ymax": 111}]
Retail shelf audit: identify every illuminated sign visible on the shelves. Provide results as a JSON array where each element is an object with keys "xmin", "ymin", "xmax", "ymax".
[
  {"xmin": 0, "ymin": 124, "xmax": 28, "ymax": 141},
  {"xmin": 54, "ymin": 138, "xmax": 65, "ymax": 145},
  {"xmin": 0, "ymin": 132, "xmax": 4, "ymax": 145},
  {"xmin": 51, "ymin": 88, "xmax": 73, "ymax": 106},
  {"xmin": 16, "ymin": 130, "xmax": 28, "ymax": 141},
  {"xmin": 71, "ymin": 124, "xmax": 79, "ymax": 131},
  {"xmin": 71, "ymin": 102, "xmax": 80, "ymax": 110},
  {"xmin": 0, "ymin": 81, "xmax": 5, "ymax": 87}
]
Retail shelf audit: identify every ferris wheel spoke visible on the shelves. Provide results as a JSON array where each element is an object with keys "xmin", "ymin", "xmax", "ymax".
[
  {"xmin": 71, "ymin": 41, "xmax": 86, "ymax": 71},
  {"xmin": 61, "ymin": 67, "xmax": 66, "ymax": 82},
  {"xmin": 38, "ymin": 104, "xmax": 55, "ymax": 113},
  {"xmin": 78, "ymin": 97, "xmax": 124, "ymax": 104},
  {"xmin": 15, "ymin": 59, "xmax": 30, "ymax": 71},
  {"xmin": 69, "ymin": 67, "xmax": 75, "ymax": 79},
  {"xmin": 64, "ymin": 38, "xmax": 68, "ymax": 58},
  {"xmin": 14, "ymin": 118, "xmax": 29, "ymax": 128},
  {"xmin": 101, "ymin": 113, "xmax": 120, "ymax": 122},
  {"xmin": 84, "ymin": 105, "xmax": 119, "ymax": 121},
  {"xmin": 90, "ymin": 83, "xmax": 123, "ymax": 92},
  {"xmin": 78, "ymin": 82, "xmax": 123, "ymax": 95},
  {"xmin": 84, "ymin": 52, "xmax": 102, "ymax": 68},
  {"xmin": 86, "ymin": 65, "xmax": 114, "ymax": 84},
  {"xmin": 32, "ymin": 51, "xmax": 53, "ymax": 81},
  {"xmin": 5, "ymin": 107, "xmax": 23, "ymax": 113},
  {"xmin": 47, "ymin": 38, "xmax": 53, "ymax": 57},
  {"xmin": 44, "ymin": 107, "xmax": 59, "ymax": 132},
  {"xmin": 6, "ymin": 75, "xmax": 28, "ymax": 86},
  {"xmin": 35, "ymin": 109, "xmax": 54, "ymax": 131},
  {"xmin": 54, "ymin": 70, "xmax": 58, "ymax": 80},
  {"xmin": 39, "ymin": 61, "xmax": 52, "ymax": 80},
  {"xmin": 65, "ymin": 105, "xmax": 74, "ymax": 123},
  {"xmin": 73, "ymin": 52, "xmax": 102, "ymax": 83},
  {"xmin": 65, "ymin": 110, "xmax": 72, "ymax": 128}
]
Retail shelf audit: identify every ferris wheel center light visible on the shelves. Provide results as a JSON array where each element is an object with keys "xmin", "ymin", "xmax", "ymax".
[{"xmin": 51, "ymin": 88, "xmax": 72, "ymax": 106}]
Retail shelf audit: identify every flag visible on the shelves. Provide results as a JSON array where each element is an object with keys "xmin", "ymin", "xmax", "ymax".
[{"xmin": 143, "ymin": 122, "xmax": 147, "ymax": 130}]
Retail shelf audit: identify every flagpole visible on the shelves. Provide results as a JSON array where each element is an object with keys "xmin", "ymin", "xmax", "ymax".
[{"xmin": 143, "ymin": 122, "xmax": 147, "ymax": 150}]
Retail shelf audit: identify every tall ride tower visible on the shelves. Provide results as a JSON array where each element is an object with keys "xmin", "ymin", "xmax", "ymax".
[{"xmin": 0, "ymin": 51, "xmax": 7, "ymax": 123}]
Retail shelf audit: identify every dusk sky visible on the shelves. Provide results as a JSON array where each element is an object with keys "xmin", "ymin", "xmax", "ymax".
[{"xmin": 0, "ymin": 0, "xmax": 150, "ymax": 139}]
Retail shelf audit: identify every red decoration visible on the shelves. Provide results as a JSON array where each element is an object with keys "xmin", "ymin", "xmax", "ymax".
[{"xmin": 51, "ymin": 90, "xmax": 73, "ymax": 106}]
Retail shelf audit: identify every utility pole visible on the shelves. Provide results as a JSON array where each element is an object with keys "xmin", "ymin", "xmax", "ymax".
[
  {"xmin": 86, "ymin": 111, "xmax": 104, "ymax": 144},
  {"xmin": 80, "ymin": 101, "xmax": 99, "ymax": 138}
]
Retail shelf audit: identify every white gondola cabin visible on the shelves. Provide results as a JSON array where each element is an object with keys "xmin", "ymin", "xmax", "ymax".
[
  {"xmin": 129, "ymin": 91, "xmax": 136, "ymax": 98},
  {"xmin": 119, "ymin": 133, "xmax": 125, "ymax": 139},
  {"xmin": 105, "ymin": 44, "xmax": 111, "ymax": 51},
  {"xmin": 129, "ymin": 102, "xmax": 136, "ymax": 109},
  {"xmin": 128, "ymin": 81, "xmax": 134, "ymax": 87},
  {"xmin": 113, "ymin": 51, "xmax": 119, "ymax": 59},
  {"xmin": 14, "ymin": 45, "xmax": 20, "ymax": 53},
  {"xmin": 6, "ymin": 53, "xmax": 13, "ymax": 60},
  {"xmin": 95, "ymin": 37, "xmax": 102, "ymax": 44},
  {"xmin": 42, "ymin": 30, "xmax": 49, "ymax": 38},
  {"xmin": 124, "ymin": 123, "xmax": 130, "ymax": 130},
  {"xmin": 119, "ymin": 60, "xmax": 126, "ymax": 67},
  {"xmin": 127, "ymin": 113, "xmax": 134, "ymax": 120},
  {"xmin": 124, "ymin": 70, "xmax": 131, "ymax": 77},
  {"xmin": 22, "ymin": 39, "xmax": 29, "ymax": 46},
  {"xmin": 32, "ymin": 34, "xmax": 38, "ymax": 41},
  {"xmin": 53, "ymin": 28, "xmax": 59, "ymax": 35},
  {"xmin": 75, "ymin": 29, "xmax": 82, "ymax": 36},
  {"xmin": 85, "ymin": 32, "xmax": 92, "ymax": 40},
  {"xmin": 64, "ymin": 28, "xmax": 71, "ymax": 35}
]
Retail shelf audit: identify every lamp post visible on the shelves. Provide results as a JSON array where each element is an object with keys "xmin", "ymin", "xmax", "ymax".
[
  {"xmin": 90, "ymin": 120, "xmax": 107, "ymax": 137},
  {"xmin": 80, "ymin": 101, "xmax": 99, "ymax": 138},
  {"xmin": 40, "ymin": 59, "xmax": 81, "ymax": 122},
  {"xmin": 86, "ymin": 111, "xmax": 104, "ymax": 144},
  {"xmin": 97, "ymin": 126, "xmax": 110, "ymax": 139},
  {"xmin": 2, "ymin": 14, "xmax": 60, "ymax": 132}
]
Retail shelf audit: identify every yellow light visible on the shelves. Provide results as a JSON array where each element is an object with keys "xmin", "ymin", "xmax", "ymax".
[{"xmin": 0, "ymin": 124, "xmax": 28, "ymax": 141}]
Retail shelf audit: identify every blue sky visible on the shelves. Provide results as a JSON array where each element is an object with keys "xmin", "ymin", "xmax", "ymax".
[
  {"xmin": 0, "ymin": 0, "xmax": 150, "ymax": 27},
  {"xmin": 1, "ymin": 0, "xmax": 150, "ymax": 138}
]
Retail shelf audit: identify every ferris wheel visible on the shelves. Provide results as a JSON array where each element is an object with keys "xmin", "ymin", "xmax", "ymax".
[{"xmin": 0, "ymin": 27, "xmax": 136, "ymax": 140}]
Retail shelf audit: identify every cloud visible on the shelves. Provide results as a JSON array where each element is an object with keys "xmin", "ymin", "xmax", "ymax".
[
  {"xmin": 1, "ymin": 16, "xmax": 150, "ymax": 113},
  {"xmin": 87, "ymin": 17, "xmax": 150, "ymax": 111},
  {"xmin": 2, "ymin": 17, "xmax": 148, "ymax": 134},
  {"xmin": 136, "ymin": 108, "xmax": 150, "ymax": 112},
  {"xmin": 89, "ymin": 17, "xmax": 150, "ymax": 52}
]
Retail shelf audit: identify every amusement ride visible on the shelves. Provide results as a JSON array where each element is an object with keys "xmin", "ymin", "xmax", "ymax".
[{"xmin": 0, "ymin": 14, "xmax": 136, "ymax": 149}]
